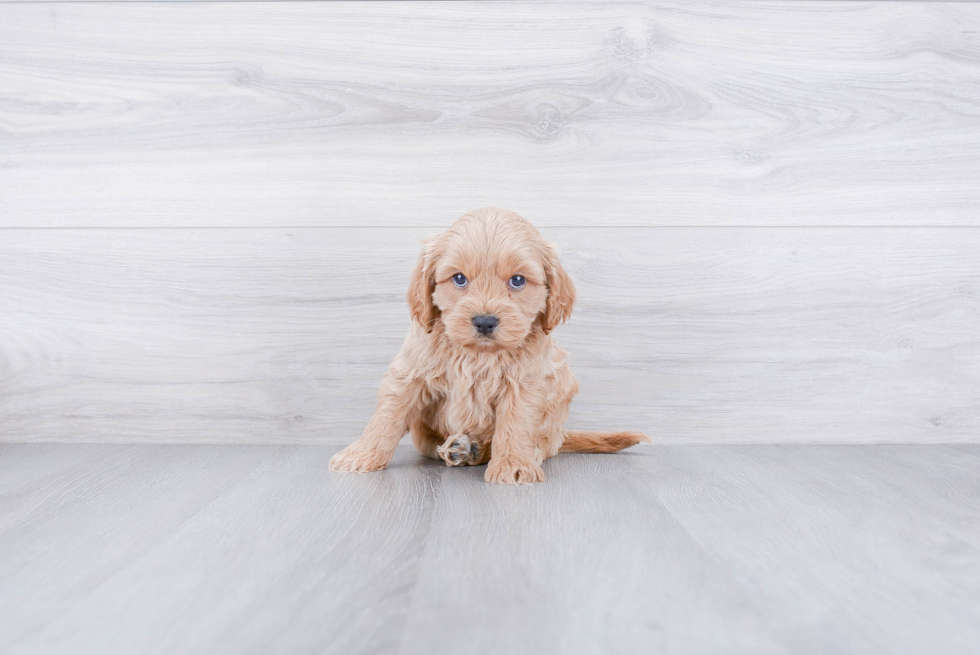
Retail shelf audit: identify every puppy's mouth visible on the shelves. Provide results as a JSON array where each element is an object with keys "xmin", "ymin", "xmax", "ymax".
[{"xmin": 469, "ymin": 330, "xmax": 510, "ymax": 350}]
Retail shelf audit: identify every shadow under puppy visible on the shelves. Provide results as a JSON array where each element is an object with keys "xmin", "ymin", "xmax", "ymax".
[{"xmin": 330, "ymin": 207, "xmax": 648, "ymax": 484}]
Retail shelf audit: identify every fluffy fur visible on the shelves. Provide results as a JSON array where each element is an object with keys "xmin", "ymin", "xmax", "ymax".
[{"xmin": 329, "ymin": 207, "xmax": 648, "ymax": 484}]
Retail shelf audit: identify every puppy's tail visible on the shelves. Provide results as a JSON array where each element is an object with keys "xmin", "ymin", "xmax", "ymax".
[{"xmin": 559, "ymin": 430, "xmax": 650, "ymax": 454}]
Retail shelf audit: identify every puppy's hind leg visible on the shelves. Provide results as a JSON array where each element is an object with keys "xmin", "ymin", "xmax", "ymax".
[
  {"xmin": 436, "ymin": 434, "xmax": 490, "ymax": 467},
  {"xmin": 410, "ymin": 420, "xmax": 444, "ymax": 460}
]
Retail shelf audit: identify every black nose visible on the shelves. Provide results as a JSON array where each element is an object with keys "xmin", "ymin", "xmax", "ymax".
[{"xmin": 472, "ymin": 315, "xmax": 499, "ymax": 336}]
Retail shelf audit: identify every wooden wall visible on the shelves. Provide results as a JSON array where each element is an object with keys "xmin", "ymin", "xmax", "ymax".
[{"xmin": 2, "ymin": 1, "xmax": 978, "ymax": 444}]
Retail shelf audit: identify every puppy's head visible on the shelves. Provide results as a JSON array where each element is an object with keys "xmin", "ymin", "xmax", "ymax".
[{"xmin": 408, "ymin": 207, "xmax": 575, "ymax": 350}]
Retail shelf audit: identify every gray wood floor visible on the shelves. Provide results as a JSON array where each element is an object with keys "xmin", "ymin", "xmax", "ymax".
[{"xmin": 2, "ymin": 443, "xmax": 979, "ymax": 654}]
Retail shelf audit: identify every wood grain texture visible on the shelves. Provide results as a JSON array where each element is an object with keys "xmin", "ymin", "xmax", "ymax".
[
  {"xmin": 399, "ymin": 451, "xmax": 787, "ymax": 654},
  {"xmin": 1, "ymin": 1, "xmax": 979, "ymax": 227},
  {"xmin": 2, "ymin": 227, "xmax": 977, "ymax": 444},
  {"xmin": 2, "ymin": 443, "xmax": 980, "ymax": 654},
  {"xmin": 639, "ymin": 444, "xmax": 980, "ymax": 654},
  {"xmin": 0, "ymin": 444, "xmax": 442, "ymax": 655}
]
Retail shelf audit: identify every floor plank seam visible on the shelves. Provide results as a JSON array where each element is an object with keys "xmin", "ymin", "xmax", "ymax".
[{"xmin": 392, "ymin": 460, "xmax": 447, "ymax": 655}]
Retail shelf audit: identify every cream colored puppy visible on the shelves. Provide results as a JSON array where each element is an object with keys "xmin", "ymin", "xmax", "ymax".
[{"xmin": 330, "ymin": 207, "xmax": 648, "ymax": 484}]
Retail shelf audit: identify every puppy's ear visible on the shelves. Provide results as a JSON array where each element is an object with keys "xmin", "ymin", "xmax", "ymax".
[
  {"xmin": 408, "ymin": 238, "xmax": 440, "ymax": 332},
  {"xmin": 541, "ymin": 242, "xmax": 575, "ymax": 334}
]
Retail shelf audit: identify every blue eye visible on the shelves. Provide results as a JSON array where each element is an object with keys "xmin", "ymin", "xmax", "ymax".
[
  {"xmin": 452, "ymin": 273, "xmax": 468, "ymax": 288},
  {"xmin": 509, "ymin": 275, "xmax": 526, "ymax": 290}
]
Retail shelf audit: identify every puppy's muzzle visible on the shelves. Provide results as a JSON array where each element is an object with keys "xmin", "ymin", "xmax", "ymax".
[{"xmin": 472, "ymin": 314, "xmax": 499, "ymax": 336}]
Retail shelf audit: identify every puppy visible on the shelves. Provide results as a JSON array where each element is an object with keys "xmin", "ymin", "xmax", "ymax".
[{"xmin": 329, "ymin": 207, "xmax": 648, "ymax": 484}]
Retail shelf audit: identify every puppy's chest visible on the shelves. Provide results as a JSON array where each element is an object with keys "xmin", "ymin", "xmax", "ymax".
[{"xmin": 432, "ymin": 361, "xmax": 510, "ymax": 436}]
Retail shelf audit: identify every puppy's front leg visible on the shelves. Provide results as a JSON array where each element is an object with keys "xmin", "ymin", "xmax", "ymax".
[
  {"xmin": 485, "ymin": 389, "xmax": 545, "ymax": 485},
  {"xmin": 330, "ymin": 369, "xmax": 427, "ymax": 473}
]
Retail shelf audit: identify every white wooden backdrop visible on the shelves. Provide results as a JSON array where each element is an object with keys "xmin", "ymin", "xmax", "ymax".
[{"xmin": 1, "ymin": 1, "xmax": 978, "ymax": 444}]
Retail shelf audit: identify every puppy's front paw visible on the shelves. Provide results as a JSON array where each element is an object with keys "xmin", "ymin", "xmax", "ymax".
[
  {"xmin": 436, "ymin": 433, "xmax": 485, "ymax": 467},
  {"xmin": 329, "ymin": 441, "xmax": 391, "ymax": 473},
  {"xmin": 485, "ymin": 455, "xmax": 545, "ymax": 485}
]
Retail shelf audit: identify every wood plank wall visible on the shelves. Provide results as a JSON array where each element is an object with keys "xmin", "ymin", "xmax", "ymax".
[{"xmin": 1, "ymin": 1, "xmax": 978, "ymax": 444}]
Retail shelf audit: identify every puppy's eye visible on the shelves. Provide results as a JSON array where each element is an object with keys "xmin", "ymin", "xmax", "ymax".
[
  {"xmin": 452, "ymin": 273, "xmax": 468, "ymax": 288},
  {"xmin": 508, "ymin": 275, "xmax": 526, "ymax": 290}
]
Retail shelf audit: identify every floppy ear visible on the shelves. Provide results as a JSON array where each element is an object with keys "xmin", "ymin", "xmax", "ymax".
[
  {"xmin": 541, "ymin": 242, "xmax": 575, "ymax": 334},
  {"xmin": 407, "ymin": 239, "xmax": 440, "ymax": 332}
]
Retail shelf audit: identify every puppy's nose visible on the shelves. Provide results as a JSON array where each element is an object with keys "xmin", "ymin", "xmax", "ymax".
[{"xmin": 472, "ymin": 315, "xmax": 499, "ymax": 336}]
